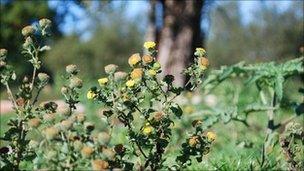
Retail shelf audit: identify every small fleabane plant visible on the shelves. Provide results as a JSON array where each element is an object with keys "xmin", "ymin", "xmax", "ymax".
[{"xmin": 87, "ymin": 42, "xmax": 214, "ymax": 170}]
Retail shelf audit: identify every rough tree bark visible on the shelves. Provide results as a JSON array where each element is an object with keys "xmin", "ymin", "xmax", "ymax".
[{"xmin": 155, "ymin": 0, "xmax": 204, "ymax": 86}]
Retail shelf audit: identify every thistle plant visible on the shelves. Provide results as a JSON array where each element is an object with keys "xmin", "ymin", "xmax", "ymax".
[
  {"xmin": 87, "ymin": 42, "xmax": 214, "ymax": 170},
  {"xmin": 0, "ymin": 18, "xmax": 52, "ymax": 170},
  {"xmin": 197, "ymin": 54, "xmax": 303, "ymax": 169}
]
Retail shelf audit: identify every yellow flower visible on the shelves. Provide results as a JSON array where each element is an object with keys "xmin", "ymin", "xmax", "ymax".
[
  {"xmin": 206, "ymin": 131, "xmax": 216, "ymax": 141},
  {"xmin": 128, "ymin": 53, "xmax": 141, "ymax": 67},
  {"xmin": 188, "ymin": 136, "xmax": 199, "ymax": 147},
  {"xmin": 142, "ymin": 55, "xmax": 153, "ymax": 64},
  {"xmin": 91, "ymin": 159, "xmax": 109, "ymax": 170},
  {"xmin": 87, "ymin": 90, "xmax": 96, "ymax": 100},
  {"xmin": 196, "ymin": 48, "xmax": 206, "ymax": 54},
  {"xmin": 131, "ymin": 68, "xmax": 143, "ymax": 80},
  {"xmin": 148, "ymin": 69, "xmax": 157, "ymax": 77},
  {"xmin": 142, "ymin": 124, "xmax": 154, "ymax": 136},
  {"xmin": 199, "ymin": 57, "xmax": 209, "ymax": 67},
  {"xmin": 126, "ymin": 80, "xmax": 135, "ymax": 88},
  {"xmin": 81, "ymin": 146, "xmax": 94, "ymax": 158},
  {"xmin": 98, "ymin": 77, "xmax": 109, "ymax": 86},
  {"xmin": 144, "ymin": 41, "xmax": 156, "ymax": 49}
]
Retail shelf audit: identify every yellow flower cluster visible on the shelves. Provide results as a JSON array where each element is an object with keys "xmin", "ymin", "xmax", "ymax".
[{"xmin": 143, "ymin": 41, "xmax": 156, "ymax": 49}]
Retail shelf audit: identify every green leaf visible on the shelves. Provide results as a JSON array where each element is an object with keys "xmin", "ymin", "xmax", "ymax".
[
  {"xmin": 170, "ymin": 103, "xmax": 183, "ymax": 118},
  {"xmin": 274, "ymin": 74, "xmax": 284, "ymax": 102},
  {"xmin": 163, "ymin": 75, "xmax": 174, "ymax": 85}
]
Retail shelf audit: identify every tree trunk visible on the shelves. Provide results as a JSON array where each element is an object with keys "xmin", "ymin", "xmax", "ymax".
[
  {"xmin": 157, "ymin": 0, "xmax": 203, "ymax": 86},
  {"xmin": 145, "ymin": 0, "xmax": 157, "ymax": 42}
]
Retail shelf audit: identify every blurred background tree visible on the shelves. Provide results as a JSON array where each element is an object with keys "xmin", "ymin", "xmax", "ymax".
[
  {"xmin": 1, "ymin": 0, "xmax": 303, "ymax": 93},
  {"xmin": 207, "ymin": 1, "xmax": 303, "ymax": 67}
]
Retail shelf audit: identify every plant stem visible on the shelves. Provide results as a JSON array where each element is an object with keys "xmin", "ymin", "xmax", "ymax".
[{"xmin": 5, "ymin": 83, "xmax": 19, "ymax": 111}]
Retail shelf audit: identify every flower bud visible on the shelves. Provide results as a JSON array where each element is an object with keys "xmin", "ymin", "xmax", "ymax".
[
  {"xmin": 126, "ymin": 80, "xmax": 135, "ymax": 88},
  {"xmin": 104, "ymin": 64, "xmax": 118, "ymax": 74},
  {"xmin": 199, "ymin": 57, "xmax": 209, "ymax": 67},
  {"xmin": 91, "ymin": 159, "xmax": 109, "ymax": 170},
  {"xmin": 39, "ymin": 18, "xmax": 52, "ymax": 28},
  {"xmin": 114, "ymin": 71, "xmax": 127, "ymax": 81},
  {"xmin": 73, "ymin": 140, "xmax": 83, "ymax": 151},
  {"xmin": 38, "ymin": 73, "xmax": 50, "ymax": 83},
  {"xmin": 43, "ymin": 113, "xmax": 56, "ymax": 122},
  {"xmin": 195, "ymin": 47, "xmax": 206, "ymax": 57},
  {"xmin": 148, "ymin": 69, "xmax": 157, "ymax": 77},
  {"xmin": 128, "ymin": 53, "xmax": 141, "ymax": 67},
  {"xmin": 61, "ymin": 86, "xmax": 69, "ymax": 95},
  {"xmin": 153, "ymin": 112, "xmax": 164, "ymax": 122},
  {"xmin": 142, "ymin": 55, "xmax": 153, "ymax": 64},
  {"xmin": 206, "ymin": 131, "xmax": 216, "ymax": 141},
  {"xmin": 0, "ymin": 48, "xmax": 7, "ymax": 60},
  {"xmin": 87, "ymin": 90, "xmax": 96, "ymax": 100},
  {"xmin": 69, "ymin": 76, "xmax": 83, "ymax": 88},
  {"xmin": 130, "ymin": 68, "xmax": 143, "ymax": 80},
  {"xmin": 66, "ymin": 64, "xmax": 78, "ymax": 75},
  {"xmin": 102, "ymin": 147, "xmax": 115, "ymax": 159},
  {"xmin": 29, "ymin": 140, "xmax": 39, "ymax": 149},
  {"xmin": 74, "ymin": 113, "xmax": 85, "ymax": 123},
  {"xmin": 153, "ymin": 62, "xmax": 161, "ymax": 70},
  {"xmin": 98, "ymin": 77, "xmax": 108, "ymax": 86},
  {"xmin": 0, "ymin": 61, "xmax": 6, "ymax": 68},
  {"xmin": 81, "ymin": 146, "xmax": 94, "ymax": 158},
  {"xmin": 21, "ymin": 25, "xmax": 35, "ymax": 37},
  {"xmin": 44, "ymin": 127, "xmax": 59, "ymax": 140},
  {"xmin": 60, "ymin": 120, "xmax": 73, "ymax": 130},
  {"xmin": 28, "ymin": 118, "xmax": 41, "ymax": 128},
  {"xmin": 97, "ymin": 132, "xmax": 111, "ymax": 145},
  {"xmin": 142, "ymin": 124, "xmax": 154, "ymax": 136},
  {"xmin": 23, "ymin": 37, "xmax": 33, "ymax": 49},
  {"xmin": 188, "ymin": 136, "xmax": 199, "ymax": 147}
]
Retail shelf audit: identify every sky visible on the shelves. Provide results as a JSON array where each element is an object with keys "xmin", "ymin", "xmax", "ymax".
[{"xmin": 48, "ymin": 0, "xmax": 294, "ymax": 41}]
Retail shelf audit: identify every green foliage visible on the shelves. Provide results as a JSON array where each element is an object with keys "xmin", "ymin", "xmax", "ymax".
[
  {"xmin": 207, "ymin": 1, "xmax": 304, "ymax": 66},
  {"xmin": 87, "ymin": 43, "xmax": 212, "ymax": 170}
]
